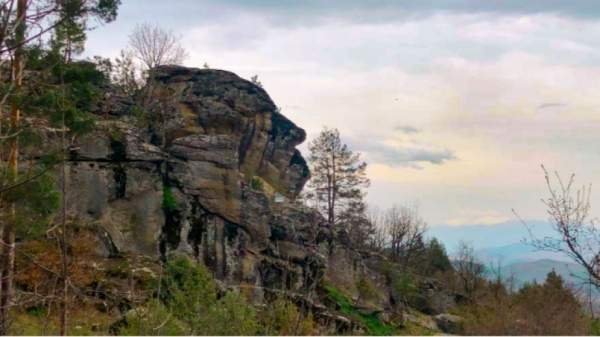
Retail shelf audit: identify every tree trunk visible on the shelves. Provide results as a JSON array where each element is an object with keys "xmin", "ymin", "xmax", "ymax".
[
  {"xmin": 59, "ymin": 97, "xmax": 68, "ymax": 336},
  {"xmin": 0, "ymin": 0, "xmax": 26, "ymax": 333},
  {"xmin": 329, "ymin": 151, "xmax": 336, "ymax": 225}
]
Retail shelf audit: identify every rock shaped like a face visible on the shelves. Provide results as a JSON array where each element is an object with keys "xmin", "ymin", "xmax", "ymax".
[
  {"xmin": 149, "ymin": 66, "xmax": 310, "ymax": 227},
  {"xmin": 65, "ymin": 66, "xmax": 313, "ymax": 253},
  {"xmin": 62, "ymin": 66, "xmax": 325, "ymax": 302}
]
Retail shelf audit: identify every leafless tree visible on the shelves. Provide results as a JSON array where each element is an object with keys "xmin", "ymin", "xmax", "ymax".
[
  {"xmin": 454, "ymin": 240, "xmax": 485, "ymax": 300},
  {"xmin": 384, "ymin": 204, "xmax": 427, "ymax": 265},
  {"xmin": 520, "ymin": 165, "xmax": 600, "ymax": 290},
  {"xmin": 128, "ymin": 23, "xmax": 188, "ymax": 70},
  {"xmin": 367, "ymin": 206, "xmax": 386, "ymax": 251}
]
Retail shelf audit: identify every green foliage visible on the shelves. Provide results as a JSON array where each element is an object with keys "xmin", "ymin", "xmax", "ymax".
[
  {"xmin": 130, "ymin": 105, "xmax": 149, "ymax": 128},
  {"xmin": 162, "ymin": 256, "xmax": 258, "ymax": 335},
  {"xmin": 250, "ymin": 176, "xmax": 264, "ymax": 191},
  {"xmin": 21, "ymin": 49, "xmax": 104, "ymax": 136},
  {"xmin": 424, "ymin": 238, "xmax": 453, "ymax": 273},
  {"xmin": 119, "ymin": 299, "xmax": 186, "ymax": 336},
  {"xmin": 3, "ymin": 169, "xmax": 60, "ymax": 239},
  {"xmin": 0, "ymin": 49, "xmax": 107, "ymax": 242},
  {"xmin": 162, "ymin": 185, "xmax": 178, "ymax": 211},
  {"xmin": 591, "ymin": 319, "xmax": 600, "ymax": 335},
  {"xmin": 120, "ymin": 256, "xmax": 259, "ymax": 335},
  {"xmin": 387, "ymin": 268, "xmax": 418, "ymax": 304},
  {"xmin": 325, "ymin": 284, "xmax": 395, "ymax": 335},
  {"xmin": 261, "ymin": 296, "xmax": 316, "ymax": 335},
  {"xmin": 51, "ymin": 0, "xmax": 121, "ymax": 59},
  {"xmin": 207, "ymin": 292, "xmax": 260, "ymax": 335},
  {"xmin": 307, "ymin": 127, "xmax": 370, "ymax": 224},
  {"xmin": 92, "ymin": 0, "xmax": 121, "ymax": 22},
  {"xmin": 160, "ymin": 255, "xmax": 217, "ymax": 333}
]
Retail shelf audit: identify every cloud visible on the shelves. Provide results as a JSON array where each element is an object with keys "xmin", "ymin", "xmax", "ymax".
[
  {"xmin": 537, "ymin": 102, "xmax": 567, "ymax": 110},
  {"xmin": 536, "ymin": 102, "xmax": 569, "ymax": 113},
  {"xmin": 346, "ymin": 136, "xmax": 457, "ymax": 169},
  {"xmin": 84, "ymin": 0, "xmax": 600, "ymax": 230},
  {"xmin": 207, "ymin": 0, "xmax": 600, "ymax": 24},
  {"xmin": 394, "ymin": 125, "xmax": 420, "ymax": 134}
]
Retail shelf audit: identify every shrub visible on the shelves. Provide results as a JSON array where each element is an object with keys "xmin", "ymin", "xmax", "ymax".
[
  {"xmin": 391, "ymin": 273, "xmax": 418, "ymax": 304},
  {"xmin": 122, "ymin": 256, "xmax": 261, "ymax": 335},
  {"xmin": 161, "ymin": 256, "xmax": 217, "ymax": 334},
  {"xmin": 206, "ymin": 292, "xmax": 259, "ymax": 335},
  {"xmin": 119, "ymin": 299, "xmax": 186, "ymax": 336},
  {"xmin": 455, "ymin": 271, "xmax": 590, "ymax": 335},
  {"xmin": 261, "ymin": 297, "xmax": 316, "ymax": 335}
]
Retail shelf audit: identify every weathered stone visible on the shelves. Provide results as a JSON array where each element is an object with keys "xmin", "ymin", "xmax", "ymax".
[
  {"xmin": 434, "ymin": 313, "xmax": 464, "ymax": 334},
  {"xmin": 61, "ymin": 66, "xmax": 322, "ymax": 301},
  {"xmin": 404, "ymin": 312, "xmax": 439, "ymax": 331},
  {"xmin": 274, "ymin": 240, "xmax": 308, "ymax": 262},
  {"xmin": 56, "ymin": 66, "xmax": 422, "ymax": 334}
]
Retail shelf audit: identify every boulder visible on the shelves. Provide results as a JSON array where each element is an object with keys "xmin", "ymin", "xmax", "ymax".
[{"xmin": 434, "ymin": 313, "xmax": 464, "ymax": 334}]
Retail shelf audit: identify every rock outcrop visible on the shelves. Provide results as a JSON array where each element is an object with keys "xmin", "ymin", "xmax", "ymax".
[
  {"xmin": 49, "ymin": 65, "xmax": 455, "ymax": 334},
  {"xmin": 63, "ymin": 66, "xmax": 327, "ymax": 301}
]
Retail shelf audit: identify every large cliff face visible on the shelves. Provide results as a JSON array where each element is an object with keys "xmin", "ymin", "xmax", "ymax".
[{"xmin": 63, "ymin": 66, "xmax": 328, "ymax": 300}]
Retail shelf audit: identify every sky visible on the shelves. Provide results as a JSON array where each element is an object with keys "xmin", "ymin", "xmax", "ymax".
[{"xmin": 85, "ymin": 0, "xmax": 600, "ymax": 231}]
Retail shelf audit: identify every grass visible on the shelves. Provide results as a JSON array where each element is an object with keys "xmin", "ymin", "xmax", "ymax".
[{"xmin": 324, "ymin": 284, "xmax": 395, "ymax": 336}]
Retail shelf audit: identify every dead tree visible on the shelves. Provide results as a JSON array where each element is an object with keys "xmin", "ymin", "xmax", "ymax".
[
  {"xmin": 128, "ymin": 23, "xmax": 188, "ymax": 70},
  {"xmin": 522, "ymin": 165, "xmax": 600, "ymax": 289}
]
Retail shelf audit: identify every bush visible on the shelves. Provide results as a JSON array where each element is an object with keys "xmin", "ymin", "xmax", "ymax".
[
  {"xmin": 206, "ymin": 292, "xmax": 259, "ymax": 335},
  {"xmin": 119, "ymin": 299, "xmax": 186, "ymax": 336},
  {"xmin": 456, "ymin": 271, "xmax": 590, "ymax": 335},
  {"xmin": 120, "ymin": 256, "xmax": 261, "ymax": 335},
  {"xmin": 161, "ymin": 256, "xmax": 217, "ymax": 334},
  {"xmin": 391, "ymin": 273, "xmax": 418, "ymax": 304},
  {"xmin": 261, "ymin": 297, "xmax": 316, "ymax": 335}
]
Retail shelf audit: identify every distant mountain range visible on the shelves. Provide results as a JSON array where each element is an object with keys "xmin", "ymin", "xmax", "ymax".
[
  {"xmin": 475, "ymin": 243, "xmax": 588, "ymax": 289},
  {"xmin": 427, "ymin": 220, "xmax": 591, "ymax": 290},
  {"xmin": 475, "ymin": 242, "xmax": 571, "ymax": 265},
  {"xmin": 428, "ymin": 219, "xmax": 555, "ymax": 252},
  {"xmin": 498, "ymin": 259, "xmax": 587, "ymax": 289}
]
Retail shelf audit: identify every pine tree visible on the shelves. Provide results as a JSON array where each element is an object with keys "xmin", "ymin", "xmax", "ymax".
[
  {"xmin": 0, "ymin": 1, "xmax": 120, "ymax": 333},
  {"xmin": 338, "ymin": 199, "xmax": 375, "ymax": 249},
  {"xmin": 307, "ymin": 127, "xmax": 370, "ymax": 228}
]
